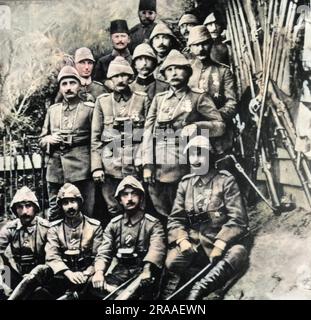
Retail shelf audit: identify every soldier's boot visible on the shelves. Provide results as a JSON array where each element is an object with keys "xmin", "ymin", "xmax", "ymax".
[
  {"xmin": 160, "ymin": 272, "xmax": 181, "ymax": 300},
  {"xmin": 8, "ymin": 274, "xmax": 38, "ymax": 300},
  {"xmin": 186, "ymin": 260, "xmax": 235, "ymax": 300},
  {"xmin": 57, "ymin": 290, "xmax": 79, "ymax": 300}
]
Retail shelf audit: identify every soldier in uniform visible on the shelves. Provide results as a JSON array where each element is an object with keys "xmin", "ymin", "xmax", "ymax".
[
  {"xmin": 55, "ymin": 47, "xmax": 107, "ymax": 103},
  {"xmin": 45, "ymin": 183, "xmax": 103, "ymax": 299},
  {"xmin": 129, "ymin": 0, "xmax": 157, "ymax": 54},
  {"xmin": 94, "ymin": 20, "xmax": 132, "ymax": 84},
  {"xmin": 149, "ymin": 22, "xmax": 179, "ymax": 82},
  {"xmin": 130, "ymin": 43, "xmax": 168, "ymax": 102},
  {"xmin": 187, "ymin": 25, "xmax": 237, "ymax": 157},
  {"xmin": 163, "ymin": 136, "xmax": 250, "ymax": 300},
  {"xmin": 0, "ymin": 187, "xmax": 51, "ymax": 299},
  {"xmin": 143, "ymin": 49, "xmax": 225, "ymax": 220},
  {"xmin": 39, "ymin": 66, "xmax": 95, "ymax": 221},
  {"xmin": 92, "ymin": 176, "xmax": 166, "ymax": 300},
  {"xmin": 91, "ymin": 57, "xmax": 151, "ymax": 217}
]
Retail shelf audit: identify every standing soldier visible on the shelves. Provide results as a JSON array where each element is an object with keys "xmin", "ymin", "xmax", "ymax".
[
  {"xmin": 163, "ymin": 136, "xmax": 249, "ymax": 300},
  {"xmin": 45, "ymin": 183, "xmax": 103, "ymax": 299},
  {"xmin": 0, "ymin": 187, "xmax": 51, "ymax": 299},
  {"xmin": 91, "ymin": 57, "xmax": 151, "ymax": 217},
  {"xmin": 143, "ymin": 49, "xmax": 225, "ymax": 219},
  {"xmin": 40, "ymin": 66, "xmax": 95, "ymax": 221},
  {"xmin": 94, "ymin": 20, "xmax": 132, "ymax": 84},
  {"xmin": 130, "ymin": 43, "xmax": 168, "ymax": 101},
  {"xmin": 149, "ymin": 22, "xmax": 179, "ymax": 82},
  {"xmin": 129, "ymin": 0, "xmax": 157, "ymax": 53},
  {"xmin": 187, "ymin": 25, "xmax": 237, "ymax": 157},
  {"xmin": 92, "ymin": 176, "xmax": 166, "ymax": 300},
  {"xmin": 55, "ymin": 47, "xmax": 107, "ymax": 103}
]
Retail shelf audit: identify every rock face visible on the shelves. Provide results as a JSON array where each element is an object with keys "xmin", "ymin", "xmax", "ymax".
[{"xmin": 225, "ymin": 203, "xmax": 311, "ymax": 300}]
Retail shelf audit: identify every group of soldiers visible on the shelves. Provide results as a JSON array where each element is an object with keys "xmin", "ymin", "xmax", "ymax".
[{"xmin": 0, "ymin": 0, "xmax": 251, "ymax": 300}]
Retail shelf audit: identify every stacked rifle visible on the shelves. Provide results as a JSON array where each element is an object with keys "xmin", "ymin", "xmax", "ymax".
[
  {"xmin": 0, "ymin": 133, "xmax": 47, "ymax": 219},
  {"xmin": 226, "ymin": 0, "xmax": 311, "ymax": 210}
]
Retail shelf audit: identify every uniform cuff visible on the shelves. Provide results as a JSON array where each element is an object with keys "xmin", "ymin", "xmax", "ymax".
[{"xmin": 214, "ymin": 239, "xmax": 227, "ymax": 251}]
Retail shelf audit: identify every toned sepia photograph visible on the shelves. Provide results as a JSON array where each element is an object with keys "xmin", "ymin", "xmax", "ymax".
[{"xmin": 0, "ymin": 0, "xmax": 311, "ymax": 302}]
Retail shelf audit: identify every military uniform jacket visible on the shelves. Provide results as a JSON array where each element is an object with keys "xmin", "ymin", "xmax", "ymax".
[
  {"xmin": 143, "ymin": 86, "xmax": 225, "ymax": 183},
  {"xmin": 45, "ymin": 215, "xmax": 103, "ymax": 274},
  {"xmin": 39, "ymin": 100, "xmax": 94, "ymax": 184},
  {"xmin": 167, "ymin": 169, "xmax": 249, "ymax": 253},
  {"xmin": 129, "ymin": 22, "xmax": 157, "ymax": 53},
  {"xmin": 91, "ymin": 89, "xmax": 151, "ymax": 179},
  {"xmin": 0, "ymin": 216, "xmax": 50, "ymax": 273},
  {"xmin": 93, "ymin": 49, "xmax": 132, "ymax": 84},
  {"xmin": 94, "ymin": 211, "xmax": 166, "ymax": 271}
]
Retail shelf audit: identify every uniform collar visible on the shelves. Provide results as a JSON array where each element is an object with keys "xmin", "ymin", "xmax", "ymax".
[
  {"xmin": 80, "ymin": 77, "xmax": 92, "ymax": 86},
  {"xmin": 16, "ymin": 216, "xmax": 38, "ymax": 232},
  {"xmin": 114, "ymin": 87, "xmax": 132, "ymax": 102},
  {"xmin": 124, "ymin": 210, "xmax": 144, "ymax": 226},
  {"xmin": 191, "ymin": 169, "xmax": 217, "ymax": 186},
  {"xmin": 136, "ymin": 74, "xmax": 155, "ymax": 86},
  {"xmin": 167, "ymin": 85, "xmax": 189, "ymax": 99},
  {"xmin": 63, "ymin": 99, "xmax": 80, "ymax": 111},
  {"xmin": 112, "ymin": 48, "xmax": 131, "ymax": 59}
]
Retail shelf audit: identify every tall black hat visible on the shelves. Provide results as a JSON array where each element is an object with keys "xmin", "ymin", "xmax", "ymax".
[
  {"xmin": 110, "ymin": 20, "xmax": 129, "ymax": 34},
  {"xmin": 139, "ymin": 0, "xmax": 157, "ymax": 11}
]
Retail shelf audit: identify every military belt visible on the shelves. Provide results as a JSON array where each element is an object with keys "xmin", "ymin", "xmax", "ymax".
[{"xmin": 186, "ymin": 211, "xmax": 210, "ymax": 226}]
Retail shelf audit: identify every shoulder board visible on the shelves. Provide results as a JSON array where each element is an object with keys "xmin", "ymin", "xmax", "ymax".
[
  {"xmin": 181, "ymin": 173, "xmax": 196, "ymax": 181},
  {"xmin": 219, "ymin": 170, "xmax": 232, "ymax": 177},
  {"xmin": 155, "ymin": 91, "xmax": 168, "ymax": 97},
  {"xmin": 93, "ymin": 81, "xmax": 104, "ymax": 86},
  {"xmin": 37, "ymin": 217, "xmax": 50, "ymax": 228},
  {"xmin": 49, "ymin": 103, "xmax": 62, "ymax": 110},
  {"xmin": 145, "ymin": 214, "xmax": 157, "ymax": 222},
  {"xmin": 85, "ymin": 216, "xmax": 101, "ymax": 226},
  {"xmin": 49, "ymin": 219, "xmax": 63, "ymax": 227},
  {"xmin": 6, "ymin": 219, "xmax": 19, "ymax": 229},
  {"xmin": 83, "ymin": 101, "xmax": 95, "ymax": 108},
  {"xmin": 132, "ymin": 91, "xmax": 148, "ymax": 97},
  {"xmin": 111, "ymin": 215, "xmax": 123, "ymax": 223},
  {"xmin": 191, "ymin": 88, "xmax": 205, "ymax": 94},
  {"xmin": 97, "ymin": 93, "xmax": 111, "ymax": 100}
]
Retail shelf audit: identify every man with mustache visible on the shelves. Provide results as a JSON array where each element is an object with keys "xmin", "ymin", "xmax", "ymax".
[
  {"xmin": 91, "ymin": 57, "xmax": 151, "ymax": 218},
  {"xmin": 149, "ymin": 22, "xmax": 179, "ymax": 82},
  {"xmin": 45, "ymin": 183, "xmax": 103, "ymax": 299},
  {"xmin": 163, "ymin": 136, "xmax": 249, "ymax": 300},
  {"xmin": 130, "ymin": 43, "xmax": 168, "ymax": 101},
  {"xmin": 187, "ymin": 26, "xmax": 237, "ymax": 158},
  {"xmin": 129, "ymin": 0, "xmax": 157, "ymax": 54},
  {"xmin": 40, "ymin": 66, "xmax": 95, "ymax": 221},
  {"xmin": 0, "ymin": 187, "xmax": 51, "ymax": 299},
  {"xmin": 94, "ymin": 20, "xmax": 132, "ymax": 84},
  {"xmin": 143, "ymin": 49, "xmax": 225, "ymax": 221},
  {"xmin": 92, "ymin": 176, "xmax": 165, "ymax": 300}
]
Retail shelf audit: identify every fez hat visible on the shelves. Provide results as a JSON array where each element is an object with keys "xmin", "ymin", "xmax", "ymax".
[
  {"xmin": 110, "ymin": 19, "xmax": 129, "ymax": 35},
  {"xmin": 139, "ymin": 0, "xmax": 157, "ymax": 11}
]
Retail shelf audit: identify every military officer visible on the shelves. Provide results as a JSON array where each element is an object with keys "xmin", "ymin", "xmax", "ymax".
[
  {"xmin": 129, "ymin": 0, "xmax": 157, "ymax": 54},
  {"xmin": 187, "ymin": 25, "xmax": 237, "ymax": 156},
  {"xmin": 0, "ymin": 187, "xmax": 51, "ymax": 299},
  {"xmin": 143, "ymin": 49, "xmax": 225, "ymax": 219},
  {"xmin": 163, "ymin": 136, "xmax": 249, "ymax": 300},
  {"xmin": 130, "ymin": 43, "xmax": 168, "ymax": 102},
  {"xmin": 39, "ymin": 66, "xmax": 95, "ymax": 221},
  {"xmin": 91, "ymin": 56, "xmax": 151, "ymax": 217},
  {"xmin": 92, "ymin": 176, "xmax": 166, "ymax": 300},
  {"xmin": 94, "ymin": 20, "xmax": 132, "ymax": 84},
  {"xmin": 55, "ymin": 47, "xmax": 107, "ymax": 103},
  {"xmin": 149, "ymin": 22, "xmax": 179, "ymax": 82},
  {"xmin": 45, "ymin": 183, "xmax": 103, "ymax": 299}
]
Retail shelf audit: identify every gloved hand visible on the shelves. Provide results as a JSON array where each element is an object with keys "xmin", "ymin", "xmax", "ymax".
[{"xmin": 179, "ymin": 239, "xmax": 196, "ymax": 256}]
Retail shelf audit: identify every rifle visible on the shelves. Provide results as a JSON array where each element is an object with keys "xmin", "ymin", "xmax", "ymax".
[
  {"xmin": 21, "ymin": 134, "xmax": 27, "ymax": 186},
  {"xmin": 2, "ymin": 136, "xmax": 7, "ymax": 219},
  {"xmin": 9, "ymin": 134, "xmax": 13, "ymax": 202},
  {"xmin": 114, "ymin": 274, "xmax": 144, "ymax": 300},
  {"xmin": 57, "ymin": 290, "xmax": 79, "ymax": 300},
  {"xmin": 102, "ymin": 274, "xmax": 138, "ymax": 300}
]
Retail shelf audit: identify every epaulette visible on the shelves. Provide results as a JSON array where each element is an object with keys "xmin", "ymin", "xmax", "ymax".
[
  {"xmin": 145, "ymin": 214, "xmax": 157, "ymax": 222},
  {"xmin": 85, "ymin": 216, "xmax": 101, "ymax": 226},
  {"xmin": 37, "ymin": 217, "xmax": 50, "ymax": 228},
  {"xmin": 49, "ymin": 103, "xmax": 62, "ymax": 110},
  {"xmin": 93, "ymin": 81, "xmax": 104, "ymax": 86},
  {"xmin": 5, "ymin": 219, "xmax": 19, "ymax": 229},
  {"xmin": 83, "ymin": 101, "xmax": 95, "ymax": 108},
  {"xmin": 191, "ymin": 88, "xmax": 205, "ymax": 94},
  {"xmin": 49, "ymin": 219, "xmax": 63, "ymax": 227},
  {"xmin": 155, "ymin": 91, "xmax": 168, "ymax": 97},
  {"xmin": 97, "ymin": 93, "xmax": 111, "ymax": 100},
  {"xmin": 181, "ymin": 173, "xmax": 196, "ymax": 181},
  {"xmin": 219, "ymin": 170, "xmax": 232, "ymax": 177},
  {"xmin": 133, "ymin": 90, "xmax": 148, "ymax": 97},
  {"xmin": 110, "ymin": 215, "xmax": 123, "ymax": 223}
]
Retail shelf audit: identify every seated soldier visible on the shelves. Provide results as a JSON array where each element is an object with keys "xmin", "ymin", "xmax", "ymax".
[
  {"xmin": 0, "ymin": 187, "xmax": 51, "ymax": 300},
  {"xmin": 44, "ymin": 183, "xmax": 103, "ymax": 299},
  {"xmin": 163, "ymin": 136, "xmax": 250, "ymax": 300},
  {"xmin": 92, "ymin": 176, "xmax": 166, "ymax": 300}
]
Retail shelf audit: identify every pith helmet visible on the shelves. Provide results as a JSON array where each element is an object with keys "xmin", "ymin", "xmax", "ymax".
[
  {"xmin": 10, "ymin": 186, "xmax": 40, "ymax": 215},
  {"xmin": 114, "ymin": 176, "xmax": 145, "ymax": 199}
]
